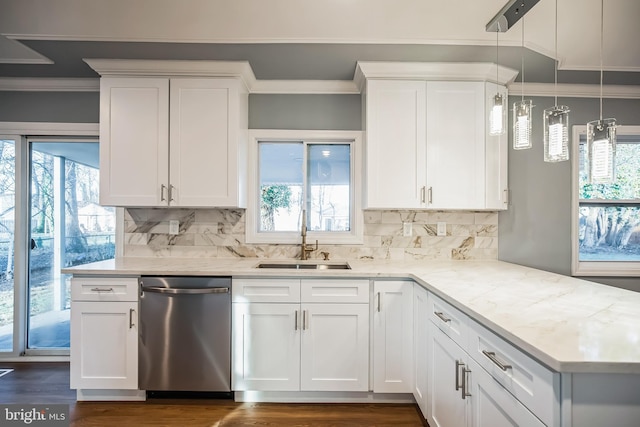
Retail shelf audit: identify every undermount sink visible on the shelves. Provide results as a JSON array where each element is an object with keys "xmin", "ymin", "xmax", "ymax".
[{"xmin": 255, "ymin": 262, "xmax": 351, "ymax": 270}]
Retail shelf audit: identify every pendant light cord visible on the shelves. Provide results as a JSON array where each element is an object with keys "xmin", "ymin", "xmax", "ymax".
[
  {"xmin": 521, "ymin": 18, "xmax": 525, "ymax": 102},
  {"xmin": 599, "ymin": 0, "xmax": 604, "ymax": 121},
  {"xmin": 554, "ymin": 0, "xmax": 558, "ymax": 106},
  {"xmin": 496, "ymin": 28, "xmax": 499, "ymax": 86}
]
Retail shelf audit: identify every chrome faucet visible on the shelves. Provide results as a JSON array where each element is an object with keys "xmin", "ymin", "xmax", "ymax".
[{"xmin": 300, "ymin": 210, "xmax": 318, "ymax": 260}]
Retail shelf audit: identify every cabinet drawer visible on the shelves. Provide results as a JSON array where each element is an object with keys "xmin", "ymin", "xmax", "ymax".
[
  {"xmin": 428, "ymin": 293, "xmax": 468, "ymax": 349},
  {"xmin": 468, "ymin": 319, "xmax": 559, "ymax": 427},
  {"xmin": 301, "ymin": 279, "xmax": 369, "ymax": 303},
  {"xmin": 232, "ymin": 278, "xmax": 300, "ymax": 303},
  {"xmin": 71, "ymin": 277, "xmax": 139, "ymax": 302}
]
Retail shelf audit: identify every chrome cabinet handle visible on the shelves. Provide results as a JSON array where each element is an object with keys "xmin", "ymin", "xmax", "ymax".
[
  {"xmin": 295, "ymin": 310, "xmax": 299, "ymax": 331},
  {"xmin": 461, "ymin": 366, "xmax": 472, "ymax": 399},
  {"xmin": 434, "ymin": 311, "xmax": 451, "ymax": 323},
  {"xmin": 420, "ymin": 186, "xmax": 426, "ymax": 203},
  {"xmin": 482, "ymin": 350, "xmax": 512, "ymax": 371},
  {"xmin": 91, "ymin": 287, "xmax": 113, "ymax": 292},
  {"xmin": 129, "ymin": 308, "xmax": 135, "ymax": 329},
  {"xmin": 455, "ymin": 360, "xmax": 463, "ymax": 391},
  {"xmin": 161, "ymin": 184, "xmax": 167, "ymax": 201},
  {"xmin": 377, "ymin": 292, "xmax": 381, "ymax": 312},
  {"xmin": 168, "ymin": 184, "xmax": 175, "ymax": 202},
  {"xmin": 503, "ymin": 188, "xmax": 509, "ymax": 204},
  {"xmin": 428, "ymin": 186, "xmax": 433, "ymax": 204}
]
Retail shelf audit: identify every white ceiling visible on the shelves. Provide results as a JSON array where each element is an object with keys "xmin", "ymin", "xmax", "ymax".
[{"xmin": 0, "ymin": 0, "xmax": 638, "ymax": 73}]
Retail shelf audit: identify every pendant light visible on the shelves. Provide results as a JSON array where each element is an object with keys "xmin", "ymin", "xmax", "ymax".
[
  {"xmin": 489, "ymin": 27, "xmax": 507, "ymax": 136},
  {"xmin": 513, "ymin": 16, "xmax": 533, "ymax": 150},
  {"xmin": 587, "ymin": 0, "xmax": 617, "ymax": 184},
  {"xmin": 543, "ymin": 0, "xmax": 570, "ymax": 162}
]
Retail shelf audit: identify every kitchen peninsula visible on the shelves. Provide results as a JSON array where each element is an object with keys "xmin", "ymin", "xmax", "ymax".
[{"xmin": 64, "ymin": 257, "xmax": 640, "ymax": 427}]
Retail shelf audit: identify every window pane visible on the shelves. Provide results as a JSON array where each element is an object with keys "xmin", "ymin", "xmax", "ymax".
[
  {"xmin": 259, "ymin": 142, "xmax": 303, "ymax": 232},
  {"xmin": 578, "ymin": 206, "xmax": 640, "ymax": 261},
  {"xmin": 0, "ymin": 140, "xmax": 15, "ymax": 352},
  {"xmin": 579, "ymin": 139, "xmax": 640, "ymax": 200},
  {"xmin": 307, "ymin": 144, "xmax": 351, "ymax": 232}
]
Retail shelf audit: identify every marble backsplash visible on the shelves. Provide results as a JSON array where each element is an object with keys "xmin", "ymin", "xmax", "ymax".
[{"xmin": 123, "ymin": 208, "xmax": 498, "ymax": 260}]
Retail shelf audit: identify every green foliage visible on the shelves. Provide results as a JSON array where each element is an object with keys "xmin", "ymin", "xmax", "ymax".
[
  {"xmin": 261, "ymin": 185, "xmax": 292, "ymax": 210},
  {"xmin": 260, "ymin": 185, "xmax": 292, "ymax": 231}
]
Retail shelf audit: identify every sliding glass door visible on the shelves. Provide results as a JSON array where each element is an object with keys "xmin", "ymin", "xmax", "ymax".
[{"xmin": 27, "ymin": 140, "xmax": 115, "ymax": 352}]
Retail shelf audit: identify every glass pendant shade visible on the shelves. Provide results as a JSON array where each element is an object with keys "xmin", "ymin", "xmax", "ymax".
[
  {"xmin": 587, "ymin": 118, "xmax": 617, "ymax": 184},
  {"xmin": 543, "ymin": 105, "xmax": 570, "ymax": 162},
  {"xmin": 513, "ymin": 100, "xmax": 533, "ymax": 150},
  {"xmin": 489, "ymin": 93, "xmax": 507, "ymax": 136}
]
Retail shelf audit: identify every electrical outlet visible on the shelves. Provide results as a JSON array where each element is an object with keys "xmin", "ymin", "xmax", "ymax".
[
  {"xmin": 169, "ymin": 220, "xmax": 180, "ymax": 235},
  {"xmin": 403, "ymin": 222, "xmax": 412, "ymax": 237},
  {"xmin": 437, "ymin": 222, "xmax": 447, "ymax": 236}
]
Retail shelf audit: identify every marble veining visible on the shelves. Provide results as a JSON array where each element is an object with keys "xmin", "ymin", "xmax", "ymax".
[{"xmin": 124, "ymin": 208, "xmax": 499, "ymax": 260}]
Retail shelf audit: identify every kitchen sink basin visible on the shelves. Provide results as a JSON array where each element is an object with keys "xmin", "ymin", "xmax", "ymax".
[{"xmin": 255, "ymin": 262, "xmax": 351, "ymax": 270}]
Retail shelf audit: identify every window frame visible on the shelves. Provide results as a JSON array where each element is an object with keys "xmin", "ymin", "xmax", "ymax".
[
  {"xmin": 246, "ymin": 129, "xmax": 363, "ymax": 245},
  {"xmin": 571, "ymin": 124, "xmax": 640, "ymax": 276}
]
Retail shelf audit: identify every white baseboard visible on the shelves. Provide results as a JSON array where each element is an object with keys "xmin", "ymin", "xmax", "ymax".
[{"xmin": 234, "ymin": 390, "xmax": 415, "ymax": 403}]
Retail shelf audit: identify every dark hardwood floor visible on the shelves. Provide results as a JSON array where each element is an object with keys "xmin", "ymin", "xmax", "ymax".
[{"xmin": 0, "ymin": 362, "xmax": 428, "ymax": 426}]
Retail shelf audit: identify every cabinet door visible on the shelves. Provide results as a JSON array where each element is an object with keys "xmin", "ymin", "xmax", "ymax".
[
  {"xmin": 413, "ymin": 284, "xmax": 429, "ymax": 417},
  {"xmin": 426, "ymin": 81, "xmax": 485, "ymax": 209},
  {"xmin": 232, "ymin": 303, "xmax": 300, "ymax": 391},
  {"xmin": 100, "ymin": 77, "xmax": 169, "ymax": 206},
  {"xmin": 169, "ymin": 78, "xmax": 245, "ymax": 207},
  {"xmin": 365, "ymin": 80, "xmax": 427, "ymax": 209},
  {"xmin": 300, "ymin": 303, "xmax": 369, "ymax": 391},
  {"xmin": 469, "ymin": 358, "xmax": 545, "ymax": 427},
  {"xmin": 373, "ymin": 281, "xmax": 414, "ymax": 392},
  {"xmin": 70, "ymin": 301, "xmax": 138, "ymax": 390},
  {"xmin": 428, "ymin": 322, "xmax": 470, "ymax": 427},
  {"xmin": 484, "ymin": 82, "xmax": 509, "ymax": 210}
]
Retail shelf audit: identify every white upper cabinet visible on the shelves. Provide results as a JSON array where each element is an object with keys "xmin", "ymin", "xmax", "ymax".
[
  {"xmin": 169, "ymin": 78, "xmax": 247, "ymax": 207},
  {"xmin": 90, "ymin": 60, "xmax": 250, "ymax": 208},
  {"xmin": 365, "ymin": 80, "xmax": 427, "ymax": 209},
  {"xmin": 100, "ymin": 77, "xmax": 169, "ymax": 207},
  {"xmin": 426, "ymin": 81, "xmax": 485, "ymax": 209},
  {"xmin": 359, "ymin": 62, "xmax": 514, "ymax": 211}
]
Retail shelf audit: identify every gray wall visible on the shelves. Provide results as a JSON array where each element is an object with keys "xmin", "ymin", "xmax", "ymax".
[
  {"xmin": 249, "ymin": 94, "xmax": 361, "ymax": 130},
  {"xmin": 499, "ymin": 96, "xmax": 640, "ymax": 291},
  {"xmin": 0, "ymin": 91, "xmax": 99, "ymax": 123}
]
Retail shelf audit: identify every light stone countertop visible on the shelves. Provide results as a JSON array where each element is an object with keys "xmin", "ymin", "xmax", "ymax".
[{"xmin": 63, "ymin": 257, "xmax": 640, "ymax": 375}]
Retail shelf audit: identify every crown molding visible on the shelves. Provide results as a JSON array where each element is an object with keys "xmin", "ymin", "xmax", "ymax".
[
  {"xmin": 508, "ymin": 82, "xmax": 640, "ymax": 99},
  {"xmin": 0, "ymin": 77, "xmax": 99, "ymax": 92},
  {"xmin": 354, "ymin": 61, "xmax": 520, "ymax": 91},
  {"xmin": 83, "ymin": 59, "xmax": 257, "ymax": 92}
]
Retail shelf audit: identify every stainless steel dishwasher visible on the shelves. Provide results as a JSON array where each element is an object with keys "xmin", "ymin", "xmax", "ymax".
[{"xmin": 138, "ymin": 276, "xmax": 231, "ymax": 393}]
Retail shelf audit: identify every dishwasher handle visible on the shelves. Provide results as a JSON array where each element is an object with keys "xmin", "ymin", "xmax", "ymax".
[{"xmin": 141, "ymin": 286, "xmax": 230, "ymax": 295}]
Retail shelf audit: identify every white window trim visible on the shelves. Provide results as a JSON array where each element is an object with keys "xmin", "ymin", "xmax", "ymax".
[
  {"xmin": 571, "ymin": 124, "xmax": 640, "ymax": 277},
  {"xmin": 246, "ymin": 129, "xmax": 364, "ymax": 245}
]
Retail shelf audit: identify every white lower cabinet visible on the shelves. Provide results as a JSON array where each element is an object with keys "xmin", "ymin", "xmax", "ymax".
[
  {"xmin": 425, "ymin": 293, "xmax": 557, "ymax": 427},
  {"xmin": 373, "ymin": 280, "xmax": 414, "ymax": 392},
  {"xmin": 469, "ymin": 357, "xmax": 545, "ymax": 427},
  {"xmin": 232, "ymin": 278, "xmax": 370, "ymax": 392},
  {"xmin": 428, "ymin": 322, "xmax": 470, "ymax": 427},
  {"xmin": 413, "ymin": 284, "xmax": 429, "ymax": 416},
  {"xmin": 300, "ymin": 303, "xmax": 370, "ymax": 391},
  {"xmin": 70, "ymin": 277, "xmax": 140, "ymax": 397},
  {"xmin": 232, "ymin": 303, "xmax": 300, "ymax": 391}
]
